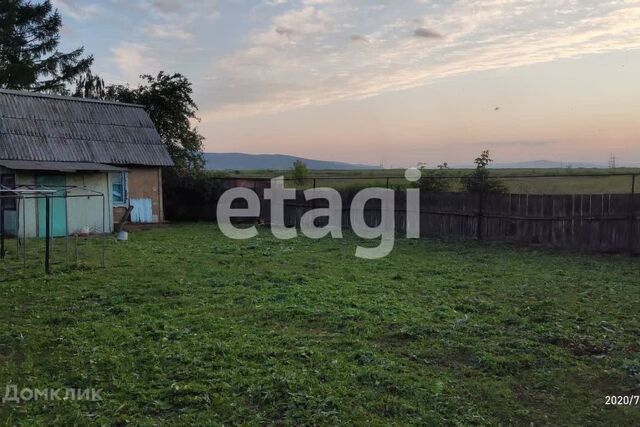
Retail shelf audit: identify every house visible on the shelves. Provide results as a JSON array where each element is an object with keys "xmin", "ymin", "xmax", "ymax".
[{"xmin": 0, "ymin": 89, "xmax": 174, "ymax": 238}]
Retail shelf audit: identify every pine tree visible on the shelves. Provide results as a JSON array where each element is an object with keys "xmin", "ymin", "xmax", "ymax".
[{"xmin": 0, "ymin": 0, "xmax": 92, "ymax": 93}]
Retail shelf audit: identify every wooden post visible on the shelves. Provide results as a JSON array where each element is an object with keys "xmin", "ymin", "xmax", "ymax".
[
  {"xmin": 477, "ymin": 175, "xmax": 485, "ymax": 240},
  {"xmin": 45, "ymin": 195, "xmax": 51, "ymax": 274},
  {"xmin": 0, "ymin": 197, "xmax": 5, "ymax": 259},
  {"xmin": 386, "ymin": 177, "xmax": 390, "ymax": 189}
]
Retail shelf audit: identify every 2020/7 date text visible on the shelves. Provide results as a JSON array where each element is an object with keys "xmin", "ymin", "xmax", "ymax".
[{"xmin": 605, "ymin": 395, "xmax": 640, "ymax": 406}]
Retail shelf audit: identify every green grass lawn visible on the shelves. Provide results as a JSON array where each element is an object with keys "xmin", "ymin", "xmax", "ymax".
[{"xmin": 1, "ymin": 224, "xmax": 639, "ymax": 425}]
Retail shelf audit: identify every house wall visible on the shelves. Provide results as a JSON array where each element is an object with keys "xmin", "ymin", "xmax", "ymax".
[
  {"xmin": 113, "ymin": 167, "xmax": 164, "ymax": 225},
  {"xmin": 3, "ymin": 166, "xmax": 165, "ymax": 237},
  {"xmin": 10, "ymin": 171, "xmax": 113, "ymax": 238}
]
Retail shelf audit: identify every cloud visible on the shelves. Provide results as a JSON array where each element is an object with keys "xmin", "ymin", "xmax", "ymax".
[
  {"xmin": 413, "ymin": 27, "xmax": 443, "ymax": 39},
  {"xmin": 272, "ymin": 6, "xmax": 333, "ymax": 35},
  {"xmin": 114, "ymin": 0, "xmax": 218, "ymax": 22},
  {"xmin": 350, "ymin": 34, "xmax": 369, "ymax": 43},
  {"xmin": 111, "ymin": 42, "xmax": 160, "ymax": 81},
  {"xmin": 303, "ymin": 0, "xmax": 336, "ymax": 4},
  {"xmin": 275, "ymin": 26, "xmax": 295, "ymax": 37},
  {"xmin": 143, "ymin": 24, "xmax": 193, "ymax": 40},
  {"xmin": 89, "ymin": 0, "xmax": 640, "ymax": 123},
  {"xmin": 247, "ymin": 6, "xmax": 333, "ymax": 46},
  {"xmin": 470, "ymin": 140, "xmax": 559, "ymax": 147},
  {"xmin": 205, "ymin": 0, "xmax": 640, "ymax": 121},
  {"xmin": 147, "ymin": 0, "xmax": 184, "ymax": 14},
  {"xmin": 52, "ymin": 0, "xmax": 103, "ymax": 20}
]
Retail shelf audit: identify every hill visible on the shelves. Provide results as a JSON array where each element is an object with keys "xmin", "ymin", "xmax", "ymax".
[
  {"xmin": 490, "ymin": 160, "xmax": 602, "ymax": 169},
  {"xmin": 204, "ymin": 153, "xmax": 379, "ymax": 170}
]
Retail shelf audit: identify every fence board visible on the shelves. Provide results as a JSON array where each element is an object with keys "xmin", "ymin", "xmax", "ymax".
[{"xmin": 272, "ymin": 191, "xmax": 639, "ymax": 255}]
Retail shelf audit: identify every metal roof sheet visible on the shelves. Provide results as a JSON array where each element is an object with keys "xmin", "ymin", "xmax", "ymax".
[
  {"xmin": 0, "ymin": 160, "xmax": 127, "ymax": 172},
  {"xmin": 0, "ymin": 89, "xmax": 174, "ymax": 167}
]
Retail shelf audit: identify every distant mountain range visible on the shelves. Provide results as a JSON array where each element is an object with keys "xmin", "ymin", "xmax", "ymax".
[
  {"xmin": 461, "ymin": 160, "xmax": 640, "ymax": 169},
  {"xmin": 204, "ymin": 153, "xmax": 633, "ymax": 171},
  {"xmin": 204, "ymin": 153, "xmax": 379, "ymax": 170},
  {"xmin": 489, "ymin": 160, "xmax": 603, "ymax": 169}
]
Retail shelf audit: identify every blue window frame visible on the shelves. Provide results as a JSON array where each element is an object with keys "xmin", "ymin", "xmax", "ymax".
[{"xmin": 111, "ymin": 172, "xmax": 128, "ymax": 205}]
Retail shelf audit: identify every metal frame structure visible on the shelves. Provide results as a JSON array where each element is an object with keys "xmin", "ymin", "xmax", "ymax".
[{"xmin": 0, "ymin": 184, "xmax": 107, "ymax": 275}]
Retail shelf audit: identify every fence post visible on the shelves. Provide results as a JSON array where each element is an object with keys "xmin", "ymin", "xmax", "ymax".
[
  {"xmin": 386, "ymin": 177, "xmax": 390, "ymax": 189},
  {"xmin": 45, "ymin": 195, "xmax": 51, "ymax": 274},
  {"xmin": 629, "ymin": 174, "xmax": 637, "ymax": 255},
  {"xmin": 0, "ymin": 198, "xmax": 5, "ymax": 259},
  {"xmin": 477, "ymin": 175, "xmax": 485, "ymax": 240}
]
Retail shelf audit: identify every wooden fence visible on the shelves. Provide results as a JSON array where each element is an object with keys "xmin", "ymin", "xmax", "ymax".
[
  {"xmin": 259, "ymin": 190, "xmax": 640, "ymax": 255},
  {"xmin": 163, "ymin": 174, "xmax": 640, "ymax": 255}
]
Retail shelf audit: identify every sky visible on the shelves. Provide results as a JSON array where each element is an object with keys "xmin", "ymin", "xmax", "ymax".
[{"xmin": 53, "ymin": 0, "xmax": 640, "ymax": 167}]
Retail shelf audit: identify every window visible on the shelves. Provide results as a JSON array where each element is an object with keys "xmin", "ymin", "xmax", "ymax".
[
  {"xmin": 111, "ymin": 172, "xmax": 128, "ymax": 205},
  {"xmin": 1, "ymin": 174, "xmax": 16, "ymax": 210}
]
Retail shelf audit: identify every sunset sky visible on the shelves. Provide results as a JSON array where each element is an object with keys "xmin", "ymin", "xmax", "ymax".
[{"xmin": 54, "ymin": 0, "xmax": 640, "ymax": 167}]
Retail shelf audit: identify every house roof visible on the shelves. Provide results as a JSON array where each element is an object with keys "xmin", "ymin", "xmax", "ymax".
[
  {"xmin": 0, "ymin": 89, "xmax": 174, "ymax": 167},
  {"xmin": 0, "ymin": 160, "xmax": 127, "ymax": 172}
]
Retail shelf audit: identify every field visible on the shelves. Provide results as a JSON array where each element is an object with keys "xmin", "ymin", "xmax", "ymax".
[
  {"xmin": 215, "ymin": 167, "xmax": 640, "ymax": 194},
  {"xmin": 1, "ymin": 224, "xmax": 640, "ymax": 425}
]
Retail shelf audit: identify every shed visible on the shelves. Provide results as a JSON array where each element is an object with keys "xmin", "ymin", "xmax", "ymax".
[{"xmin": 0, "ymin": 89, "xmax": 174, "ymax": 238}]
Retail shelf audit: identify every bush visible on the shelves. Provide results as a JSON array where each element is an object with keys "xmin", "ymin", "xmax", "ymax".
[
  {"xmin": 461, "ymin": 150, "xmax": 506, "ymax": 194},
  {"xmin": 416, "ymin": 169, "xmax": 452, "ymax": 192},
  {"xmin": 290, "ymin": 160, "xmax": 310, "ymax": 185},
  {"xmin": 461, "ymin": 169, "xmax": 507, "ymax": 193}
]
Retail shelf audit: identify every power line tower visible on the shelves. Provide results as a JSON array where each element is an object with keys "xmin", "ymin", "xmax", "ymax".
[{"xmin": 608, "ymin": 153, "xmax": 617, "ymax": 169}]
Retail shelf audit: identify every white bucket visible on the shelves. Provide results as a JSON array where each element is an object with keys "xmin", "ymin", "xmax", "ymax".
[{"xmin": 117, "ymin": 230, "xmax": 128, "ymax": 241}]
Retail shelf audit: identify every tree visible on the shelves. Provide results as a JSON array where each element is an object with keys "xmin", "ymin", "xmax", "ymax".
[
  {"xmin": 73, "ymin": 70, "xmax": 105, "ymax": 99},
  {"xmin": 105, "ymin": 72, "xmax": 205, "ymax": 171},
  {"xmin": 0, "ymin": 0, "xmax": 93, "ymax": 93},
  {"xmin": 474, "ymin": 150, "xmax": 492, "ymax": 169},
  {"xmin": 461, "ymin": 150, "xmax": 506, "ymax": 193},
  {"xmin": 291, "ymin": 160, "xmax": 309, "ymax": 185}
]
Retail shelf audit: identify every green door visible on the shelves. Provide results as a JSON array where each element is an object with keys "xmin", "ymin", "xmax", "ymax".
[{"xmin": 37, "ymin": 175, "xmax": 68, "ymax": 238}]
